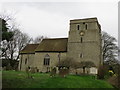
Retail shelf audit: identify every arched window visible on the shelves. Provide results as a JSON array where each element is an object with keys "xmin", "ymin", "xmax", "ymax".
[
  {"xmin": 44, "ymin": 54, "xmax": 50, "ymax": 65},
  {"xmin": 25, "ymin": 58, "xmax": 27, "ymax": 64}
]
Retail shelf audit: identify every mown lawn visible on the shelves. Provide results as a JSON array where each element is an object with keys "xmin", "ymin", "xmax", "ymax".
[{"xmin": 2, "ymin": 70, "xmax": 114, "ymax": 88}]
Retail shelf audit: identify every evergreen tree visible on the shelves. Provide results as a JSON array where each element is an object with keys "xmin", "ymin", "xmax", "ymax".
[{"xmin": 0, "ymin": 18, "xmax": 13, "ymax": 41}]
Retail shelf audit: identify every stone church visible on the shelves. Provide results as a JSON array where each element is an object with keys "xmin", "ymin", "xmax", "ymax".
[{"xmin": 18, "ymin": 17, "xmax": 103, "ymax": 74}]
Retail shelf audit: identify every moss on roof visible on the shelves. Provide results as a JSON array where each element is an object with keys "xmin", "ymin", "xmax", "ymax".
[
  {"xmin": 35, "ymin": 38, "xmax": 68, "ymax": 52},
  {"xmin": 20, "ymin": 44, "xmax": 39, "ymax": 54}
]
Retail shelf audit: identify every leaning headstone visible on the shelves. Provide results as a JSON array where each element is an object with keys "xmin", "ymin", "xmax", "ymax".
[
  {"xmin": 50, "ymin": 67, "xmax": 56, "ymax": 77},
  {"xmin": 56, "ymin": 67, "xmax": 59, "ymax": 74}
]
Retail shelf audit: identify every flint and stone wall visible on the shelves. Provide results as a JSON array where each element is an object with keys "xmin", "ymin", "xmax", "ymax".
[
  {"xmin": 33, "ymin": 52, "xmax": 66, "ymax": 72},
  {"xmin": 67, "ymin": 18, "xmax": 103, "ymax": 68},
  {"xmin": 18, "ymin": 54, "xmax": 35, "ymax": 71}
]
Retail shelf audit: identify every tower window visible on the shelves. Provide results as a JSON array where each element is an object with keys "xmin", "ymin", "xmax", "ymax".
[
  {"xmin": 44, "ymin": 54, "xmax": 50, "ymax": 65},
  {"xmin": 77, "ymin": 25, "xmax": 80, "ymax": 30},
  {"xmin": 80, "ymin": 53, "xmax": 83, "ymax": 58},
  {"xmin": 25, "ymin": 58, "xmax": 27, "ymax": 64},
  {"xmin": 85, "ymin": 24, "xmax": 87, "ymax": 30},
  {"xmin": 81, "ymin": 37, "xmax": 83, "ymax": 43}
]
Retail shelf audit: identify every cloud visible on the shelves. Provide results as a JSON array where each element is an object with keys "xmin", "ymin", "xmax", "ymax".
[
  {"xmin": 1, "ymin": 2, "xmax": 118, "ymax": 40},
  {"xmin": 15, "ymin": 5, "xmax": 70, "ymax": 38}
]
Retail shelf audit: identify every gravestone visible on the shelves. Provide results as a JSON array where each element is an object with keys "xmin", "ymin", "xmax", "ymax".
[
  {"xmin": 50, "ymin": 67, "xmax": 56, "ymax": 77},
  {"xmin": 90, "ymin": 67, "xmax": 98, "ymax": 75},
  {"xmin": 59, "ymin": 67, "xmax": 69, "ymax": 77}
]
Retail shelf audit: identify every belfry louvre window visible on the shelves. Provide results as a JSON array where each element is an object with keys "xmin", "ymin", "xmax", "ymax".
[
  {"xmin": 77, "ymin": 25, "xmax": 80, "ymax": 30},
  {"xmin": 44, "ymin": 54, "xmax": 50, "ymax": 65}
]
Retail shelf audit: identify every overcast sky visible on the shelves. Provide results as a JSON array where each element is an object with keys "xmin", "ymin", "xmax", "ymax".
[{"xmin": 0, "ymin": 0, "xmax": 119, "ymax": 42}]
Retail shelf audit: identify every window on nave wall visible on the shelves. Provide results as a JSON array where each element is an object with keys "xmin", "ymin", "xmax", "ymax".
[{"xmin": 43, "ymin": 54, "xmax": 50, "ymax": 65}]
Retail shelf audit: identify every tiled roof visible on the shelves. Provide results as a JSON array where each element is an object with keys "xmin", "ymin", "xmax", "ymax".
[
  {"xmin": 20, "ymin": 44, "xmax": 39, "ymax": 54},
  {"xmin": 35, "ymin": 38, "xmax": 68, "ymax": 52}
]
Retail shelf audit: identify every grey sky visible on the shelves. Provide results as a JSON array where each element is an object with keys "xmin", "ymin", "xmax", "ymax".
[{"xmin": 0, "ymin": 1, "xmax": 119, "ymax": 42}]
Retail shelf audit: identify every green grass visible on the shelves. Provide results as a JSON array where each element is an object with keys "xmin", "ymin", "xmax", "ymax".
[{"xmin": 2, "ymin": 70, "xmax": 114, "ymax": 88}]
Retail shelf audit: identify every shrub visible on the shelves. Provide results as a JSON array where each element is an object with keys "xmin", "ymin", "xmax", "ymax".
[
  {"xmin": 97, "ymin": 65, "xmax": 107, "ymax": 79},
  {"xmin": 118, "ymin": 64, "xmax": 120, "ymax": 88},
  {"xmin": 6, "ymin": 64, "xmax": 12, "ymax": 70},
  {"xmin": 79, "ymin": 61, "xmax": 96, "ymax": 68},
  {"xmin": 2, "ymin": 59, "xmax": 19, "ymax": 70},
  {"xmin": 57, "ymin": 58, "xmax": 74, "ymax": 68},
  {"xmin": 107, "ymin": 75, "xmax": 119, "ymax": 88},
  {"xmin": 56, "ymin": 58, "xmax": 97, "ymax": 75}
]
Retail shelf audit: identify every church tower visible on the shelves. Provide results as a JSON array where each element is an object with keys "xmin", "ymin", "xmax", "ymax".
[{"xmin": 67, "ymin": 18, "xmax": 103, "ymax": 67}]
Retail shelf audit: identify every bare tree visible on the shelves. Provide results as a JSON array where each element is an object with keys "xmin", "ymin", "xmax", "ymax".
[
  {"xmin": 0, "ymin": 13, "xmax": 31, "ymax": 60},
  {"xmin": 1, "ymin": 30, "xmax": 31, "ymax": 60},
  {"xmin": 33, "ymin": 35, "xmax": 46, "ymax": 44},
  {"xmin": 1, "ymin": 12, "xmax": 32, "ymax": 70},
  {"xmin": 14, "ymin": 29, "xmax": 32, "ymax": 60},
  {"xmin": 56, "ymin": 58, "xmax": 75, "ymax": 68},
  {"xmin": 102, "ymin": 31, "xmax": 118, "ymax": 65}
]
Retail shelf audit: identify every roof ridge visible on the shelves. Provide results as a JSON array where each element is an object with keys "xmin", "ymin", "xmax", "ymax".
[
  {"xmin": 27, "ymin": 43, "xmax": 39, "ymax": 45},
  {"xmin": 70, "ymin": 17, "xmax": 97, "ymax": 21},
  {"xmin": 43, "ymin": 38, "xmax": 68, "ymax": 40}
]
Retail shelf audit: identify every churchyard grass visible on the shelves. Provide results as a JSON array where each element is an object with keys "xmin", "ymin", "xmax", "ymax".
[{"xmin": 2, "ymin": 70, "xmax": 114, "ymax": 88}]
